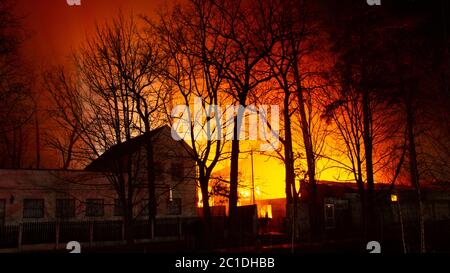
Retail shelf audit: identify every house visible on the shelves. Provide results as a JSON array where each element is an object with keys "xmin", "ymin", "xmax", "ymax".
[
  {"xmin": 255, "ymin": 181, "xmax": 450, "ymax": 240},
  {"xmin": 0, "ymin": 125, "xmax": 198, "ymax": 226},
  {"xmin": 85, "ymin": 125, "xmax": 198, "ymax": 219},
  {"xmin": 0, "ymin": 169, "xmax": 125, "ymax": 225}
]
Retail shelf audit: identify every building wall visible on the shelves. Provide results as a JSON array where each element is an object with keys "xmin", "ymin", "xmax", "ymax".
[
  {"xmin": 257, "ymin": 184, "xmax": 450, "ymax": 236},
  {"xmin": 0, "ymin": 126, "xmax": 199, "ymax": 225},
  {"xmin": 0, "ymin": 168, "xmax": 197, "ymax": 225},
  {"xmin": 133, "ymin": 126, "xmax": 198, "ymax": 218}
]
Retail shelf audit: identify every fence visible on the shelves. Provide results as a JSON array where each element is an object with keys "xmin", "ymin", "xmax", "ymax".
[{"xmin": 0, "ymin": 217, "xmax": 199, "ymax": 251}]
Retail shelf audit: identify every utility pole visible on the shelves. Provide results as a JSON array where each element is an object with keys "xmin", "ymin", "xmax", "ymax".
[{"xmin": 251, "ymin": 149, "xmax": 255, "ymax": 205}]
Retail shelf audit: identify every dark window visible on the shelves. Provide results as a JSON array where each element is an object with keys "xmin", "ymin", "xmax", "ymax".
[
  {"xmin": 324, "ymin": 203, "xmax": 335, "ymax": 229},
  {"xmin": 0, "ymin": 199, "xmax": 5, "ymax": 225},
  {"xmin": 85, "ymin": 199, "xmax": 104, "ymax": 217},
  {"xmin": 170, "ymin": 162, "xmax": 184, "ymax": 182},
  {"xmin": 23, "ymin": 199, "xmax": 45, "ymax": 218},
  {"xmin": 56, "ymin": 199, "xmax": 75, "ymax": 218},
  {"xmin": 114, "ymin": 199, "xmax": 123, "ymax": 216},
  {"xmin": 167, "ymin": 198, "xmax": 182, "ymax": 215}
]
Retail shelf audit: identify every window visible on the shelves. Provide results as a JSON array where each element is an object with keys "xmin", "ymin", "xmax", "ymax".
[
  {"xmin": 170, "ymin": 162, "xmax": 184, "ymax": 182},
  {"xmin": 258, "ymin": 205, "xmax": 273, "ymax": 219},
  {"xmin": 0, "ymin": 199, "xmax": 5, "ymax": 226},
  {"xmin": 85, "ymin": 199, "xmax": 104, "ymax": 217},
  {"xmin": 56, "ymin": 199, "xmax": 75, "ymax": 218},
  {"xmin": 167, "ymin": 198, "xmax": 182, "ymax": 215},
  {"xmin": 23, "ymin": 199, "xmax": 45, "ymax": 218},
  {"xmin": 114, "ymin": 199, "xmax": 123, "ymax": 216},
  {"xmin": 324, "ymin": 203, "xmax": 335, "ymax": 229}
]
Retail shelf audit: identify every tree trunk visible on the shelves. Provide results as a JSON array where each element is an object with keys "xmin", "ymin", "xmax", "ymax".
[
  {"xmin": 118, "ymin": 169, "xmax": 134, "ymax": 245},
  {"xmin": 283, "ymin": 89, "xmax": 298, "ymax": 247},
  {"xmin": 35, "ymin": 111, "xmax": 40, "ymax": 169},
  {"xmin": 63, "ymin": 132, "xmax": 76, "ymax": 170},
  {"xmin": 199, "ymin": 170, "xmax": 212, "ymax": 225},
  {"xmin": 296, "ymin": 82, "xmax": 319, "ymax": 241},
  {"xmin": 291, "ymin": 192, "xmax": 298, "ymax": 253},
  {"xmin": 145, "ymin": 140, "xmax": 157, "ymax": 239},
  {"xmin": 406, "ymin": 87, "xmax": 426, "ymax": 253},
  {"xmin": 284, "ymin": 92, "xmax": 295, "ymax": 205},
  {"xmin": 229, "ymin": 105, "xmax": 245, "ymax": 233},
  {"xmin": 123, "ymin": 204, "xmax": 134, "ymax": 244},
  {"xmin": 362, "ymin": 87, "xmax": 377, "ymax": 240},
  {"xmin": 228, "ymin": 128, "xmax": 240, "ymax": 230},
  {"xmin": 199, "ymin": 171, "xmax": 213, "ymax": 249}
]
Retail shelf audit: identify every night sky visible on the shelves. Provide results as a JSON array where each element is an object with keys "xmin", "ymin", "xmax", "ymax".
[
  {"xmin": 16, "ymin": 0, "xmax": 165, "ymax": 66},
  {"xmin": 7, "ymin": 0, "xmax": 449, "ymax": 195}
]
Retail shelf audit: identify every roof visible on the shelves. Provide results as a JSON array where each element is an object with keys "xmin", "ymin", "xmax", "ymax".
[
  {"xmin": 85, "ymin": 125, "xmax": 193, "ymax": 171},
  {"xmin": 314, "ymin": 180, "xmax": 450, "ymax": 191}
]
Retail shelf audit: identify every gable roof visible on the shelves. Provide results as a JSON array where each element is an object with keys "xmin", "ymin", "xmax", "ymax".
[{"xmin": 85, "ymin": 125, "xmax": 193, "ymax": 171}]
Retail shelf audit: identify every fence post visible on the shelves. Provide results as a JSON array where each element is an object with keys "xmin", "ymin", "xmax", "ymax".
[{"xmin": 18, "ymin": 223, "xmax": 23, "ymax": 252}]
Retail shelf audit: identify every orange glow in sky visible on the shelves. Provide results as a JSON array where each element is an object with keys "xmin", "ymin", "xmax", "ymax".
[
  {"xmin": 14, "ymin": 0, "xmax": 393, "ymax": 201},
  {"xmin": 16, "ymin": 0, "xmax": 164, "ymax": 66}
]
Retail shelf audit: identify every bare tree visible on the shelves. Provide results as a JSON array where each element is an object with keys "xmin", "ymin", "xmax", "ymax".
[
  {"xmin": 267, "ymin": 0, "xmax": 330, "ymax": 241},
  {"xmin": 43, "ymin": 66, "xmax": 86, "ymax": 169},
  {"xmin": 110, "ymin": 13, "xmax": 170, "ymax": 233},
  {"xmin": 150, "ymin": 0, "xmax": 230, "ymax": 226},
  {"xmin": 0, "ymin": 0, "xmax": 34, "ymax": 169},
  {"xmin": 72, "ymin": 13, "xmax": 157, "ymax": 242},
  {"xmin": 322, "ymin": 5, "xmax": 409, "ymax": 241},
  {"xmin": 383, "ymin": 21, "xmax": 448, "ymax": 253},
  {"xmin": 207, "ymin": 0, "xmax": 278, "ymax": 230}
]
